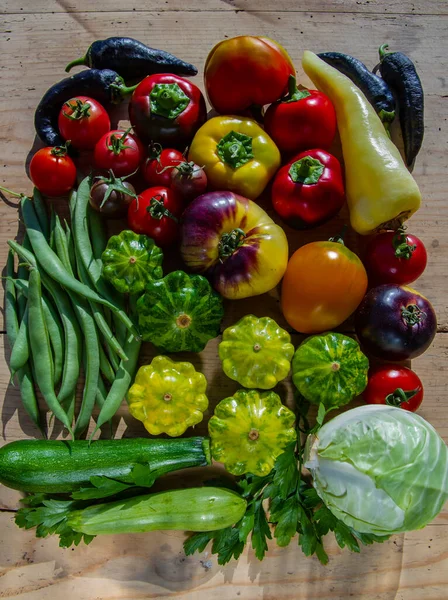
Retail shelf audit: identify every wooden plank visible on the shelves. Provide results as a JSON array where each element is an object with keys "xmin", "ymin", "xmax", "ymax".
[
  {"xmin": 1, "ymin": 1, "xmax": 447, "ymax": 16},
  {"xmin": 0, "ymin": 510, "xmax": 446, "ymax": 600}
]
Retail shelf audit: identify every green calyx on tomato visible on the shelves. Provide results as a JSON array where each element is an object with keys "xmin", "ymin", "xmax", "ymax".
[
  {"xmin": 288, "ymin": 155, "xmax": 324, "ymax": 185},
  {"xmin": 385, "ymin": 386, "xmax": 421, "ymax": 408},
  {"xmin": 146, "ymin": 195, "xmax": 179, "ymax": 222},
  {"xmin": 50, "ymin": 142, "xmax": 70, "ymax": 157},
  {"xmin": 393, "ymin": 226, "xmax": 417, "ymax": 260},
  {"xmin": 107, "ymin": 127, "xmax": 133, "ymax": 155},
  {"xmin": 92, "ymin": 170, "xmax": 137, "ymax": 209},
  {"xmin": 401, "ymin": 304, "xmax": 426, "ymax": 326},
  {"xmin": 149, "ymin": 83, "xmax": 190, "ymax": 119},
  {"xmin": 63, "ymin": 98, "xmax": 91, "ymax": 120},
  {"xmin": 216, "ymin": 130, "xmax": 254, "ymax": 169},
  {"xmin": 218, "ymin": 227, "xmax": 246, "ymax": 259},
  {"xmin": 283, "ymin": 75, "xmax": 311, "ymax": 104}
]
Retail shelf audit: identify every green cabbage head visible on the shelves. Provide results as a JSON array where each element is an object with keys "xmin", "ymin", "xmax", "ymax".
[{"xmin": 305, "ymin": 405, "xmax": 448, "ymax": 535}]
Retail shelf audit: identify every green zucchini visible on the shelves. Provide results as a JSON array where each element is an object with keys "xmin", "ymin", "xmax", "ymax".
[
  {"xmin": 16, "ymin": 487, "xmax": 247, "ymax": 547},
  {"xmin": 0, "ymin": 437, "xmax": 211, "ymax": 494}
]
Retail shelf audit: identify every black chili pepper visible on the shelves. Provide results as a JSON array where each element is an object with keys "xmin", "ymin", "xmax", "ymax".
[
  {"xmin": 375, "ymin": 44, "xmax": 424, "ymax": 168},
  {"xmin": 318, "ymin": 52, "xmax": 396, "ymax": 130},
  {"xmin": 34, "ymin": 69, "xmax": 137, "ymax": 147},
  {"xmin": 65, "ymin": 37, "xmax": 198, "ymax": 81}
]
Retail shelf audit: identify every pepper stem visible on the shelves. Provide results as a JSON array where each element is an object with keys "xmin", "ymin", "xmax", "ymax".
[
  {"xmin": 284, "ymin": 75, "xmax": 311, "ymax": 103},
  {"xmin": 385, "ymin": 386, "xmax": 421, "ymax": 407},
  {"xmin": 401, "ymin": 304, "xmax": 426, "ymax": 326},
  {"xmin": 288, "ymin": 156, "xmax": 324, "ymax": 184},
  {"xmin": 218, "ymin": 228, "xmax": 246, "ymax": 259},
  {"xmin": 379, "ymin": 43, "xmax": 391, "ymax": 61},
  {"xmin": 65, "ymin": 55, "xmax": 87, "ymax": 73},
  {"xmin": 216, "ymin": 130, "xmax": 254, "ymax": 169},
  {"xmin": 393, "ymin": 226, "xmax": 416, "ymax": 260}
]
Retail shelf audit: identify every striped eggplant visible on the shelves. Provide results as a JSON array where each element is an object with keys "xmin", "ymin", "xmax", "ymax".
[{"xmin": 180, "ymin": 191, "xmax": 288, "ymax": 299}]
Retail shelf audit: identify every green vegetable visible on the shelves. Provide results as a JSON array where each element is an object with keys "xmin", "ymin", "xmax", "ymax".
[
  {"xmin": 219, "ymin": 315, "xmax": 294, "ymax": 389},
  {"xmin": 102, "ymin": 230, "xmax": 163, "ymax": 295},
  {"xmin": 127, "ymin": 356, "xmax": 208, "ymax": 437},
  {"xmin": 292, "ymin": 332, "xmax": 369, "ymax": 409},
  {"xmin": 305, "ymin": 404, "xmax": 448, "ymax": 536},
  {"xmin": 137, "ymin": 270, "xmax": 224, "ymax": 352},
  {"xmin": 16, "ymin": 487, "xmax": 247, "ymax": 548},
  {"xmin": 0, "ymin": 437, "xmax": 211, "ymax": 495},
  {"xmin": 208, "ymin": 389, "xmax": 297, "ymax": 476}
]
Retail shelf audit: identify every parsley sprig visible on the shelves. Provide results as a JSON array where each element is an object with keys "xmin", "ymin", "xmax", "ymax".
[{"xmin": 184, "ymin": 398, "xmax": 389, "ymax": 565}]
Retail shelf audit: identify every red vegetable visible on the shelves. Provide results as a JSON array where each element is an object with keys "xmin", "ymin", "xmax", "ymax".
[
  {"xmin": 94, "ymin": 128, "xmax": 144, "ymax": 178},
  {"xmin": 363, "ymin": 364, "xmax": 423, "ymax": 412},
  {"xmin": 364, "ymin": 228, "xmax": 427, "ymax": 285},
  {"xmin": 127, "ymin": 186, "xmax": 183, "ymax": 248},
  {"xmin": 58, "ymin": 96, "xmax": 110, "ymax": 150},
  {"xmin": 271, "ymin": 149, "xmax": 345, "ymax": 229},
  {"xmin": 29, "ymin": 144, "xmax": 76, "ymax": 197},
  {"xmin": 143, "ymin": 144, "xmax": 184, "ymax": 187},
  {"xmin": 170, "ymin": 161, "xmax": 207, "ymax": 202},
  {"xmin": 129, "ymin": 74, "xmax": 206, "ymax": 148},
  {"xmin": 264, "ymin": 76, "xmax": 337, "ymax": 155},
  {"xmin": 355, "ymin": 284, "xmax": 437, "ymax": 361}
]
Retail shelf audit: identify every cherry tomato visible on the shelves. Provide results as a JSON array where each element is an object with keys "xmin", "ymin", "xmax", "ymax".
[
  {"xmin": 364, "ymin": 228, "xmax": 427, "ymax": 286},
  {"xmin": 89, "ymin": 171, "xmax": 137, "ymax": 218},
  {"xmin": 170, "ymin": 160, "xmax": 207, "ymax": 202},
  {"xmin": 127, "ymin": 186, "xmax": 183, "ymax": 248},
  {"xmin": 142, "ymin": 144, "xmax": 184, "ymax": 187},
  {"xmin": 94, "ymin": 129, "xmax": 144, "ymax": 177},
  {"xmin": 363, "ymin": 364, "xmax": 423, "ymax": 412},
  {"xmin": 29, "ymin": 145, "xmax": 76, "ymax": 197},
  {"xmin": 58, "ymin": 96, "xmax": 110, "ymax": 150},
  {"xmin": 282, "ymin": 238, "xmax": 368, "ymax": 333}
]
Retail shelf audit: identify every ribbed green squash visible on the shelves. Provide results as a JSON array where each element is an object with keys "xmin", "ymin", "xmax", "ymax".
[
  {"xmin": 102, "ymin": 230, "xmax": 163, "ymax": 295},
  {"xmin": 137, "ymin": 270, "xmax": 224, "ymax": 352},
  {"xmin": 292, "ymin": 332, "xmax": 369, "ymax": 409}
]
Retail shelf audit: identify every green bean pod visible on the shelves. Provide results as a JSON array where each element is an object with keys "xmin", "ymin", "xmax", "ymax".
[
  {"xmin": 98, "ymin": 342, "xmax": 116, "ymax": 385},
  {"xmin": 41, "ymin": 291, "xmax": 64, "ymax": 387},
  {"xmin": 4, "ymin": 251, "xmax": 42, "ymax": 435},
  {"xmin": 16, "ymin": 235, "xmax": 31, "ymax": 321},
  {"xmin": 32, "ymin": 188, "xmax": 50, "ymax": 242},
  {"xmin": 20, "ymin": 196, "xmax": 139, "ymax": 339},
  {"xmin": 64, "ymin": 220, "xmax": 77, "ymax": 276},
  {"xmin": 9, "ymin": 305, "xmax": 30, "ymax": 378},
  {"xmin": 27, "ymin": 268, "xmax": 73, "ymax": 436},
  {"xmin": 54, "ymin": 215, "xmax": 74, "ymax": 276}
]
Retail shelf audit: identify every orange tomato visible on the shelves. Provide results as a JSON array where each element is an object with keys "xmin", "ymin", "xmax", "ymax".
[{"xmin": 281, "ymin": 241, "xmax": 368, "ymax": 334}]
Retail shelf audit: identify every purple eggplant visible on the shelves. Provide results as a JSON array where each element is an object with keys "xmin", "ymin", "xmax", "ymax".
[
  {"xmin": 180, "ymin": 191, "xmax": 288, "ymax": 299},
  {"xmin": 355, "ymin": 284, "xmax": 437, "ymax": 361}
]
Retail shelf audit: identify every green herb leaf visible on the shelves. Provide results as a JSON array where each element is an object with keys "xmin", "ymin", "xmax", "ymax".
[
  {"xmin": 334, "ymin": 521, "xmax": 360, "ymax": 553},
  {"xmin": 239, "ymin": 508, "xmax": 255, "ymax": 544},
  {"xmin": 251, "ymin": 499, "xmax": 272, "ymax": 560},
  {"xmin": 212, "ymin": 527, "xmax": 245, "ymax": 564},
  {"xmin": 314, "ymin": 505, "xmax": 338, "ymax": 537},
  {"xmin": 272, "ymin": 442, "xmax": 300, "ymax": 499},
  {"xmin": 184, "ymin": 531, "xmax": 215, "ymax": 556},
  {"xmin": 271, "ymin": 496, "xmax": 300, "ymax": 547},
  {"xmin": 315, "ymin": 541, "xmax": 329, "ymax": 565},
  {"xmin": 350, "ymin": 529, "xmax": 391, "ymax": 545}
]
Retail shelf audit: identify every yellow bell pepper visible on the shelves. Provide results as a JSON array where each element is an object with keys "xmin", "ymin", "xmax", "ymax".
[
  {"xmin": 127, "ymin": 356, "xmax": 208, "ymax": 437},
  {"xmin": 302, "ymin": 51, "xmax": 421, "ymax": 235},
  {"xmin": 188, "ymin": 115, "xmax": 281, "ymax": 200}
]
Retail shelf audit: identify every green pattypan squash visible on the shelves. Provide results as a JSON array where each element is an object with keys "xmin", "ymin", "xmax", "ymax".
[
  {"xmin": 219, "ymin": 315, "xmax": 294, "ymax": 389},
  {"xmin": 137, "ymin": 270, "xmax": 224, "ymax": 352},
  {"xmin": 292, "ymin": 332, "xmax": 369, "ymax": 409},
  {"xmin": 127, "ymin": 355, "xmax": 208, "ymax": 437},
  {"xmin": 208, "ymin": 389, "xmax": 297, "ymax": 476},
  {"xmin": 102, "ymin": 230, "xmax": 163, "ymax": 294}
]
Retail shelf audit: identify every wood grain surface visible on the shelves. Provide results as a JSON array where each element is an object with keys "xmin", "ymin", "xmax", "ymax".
[{"xmin": 0, "ymin": 1, "xmax": 447, "ymax": 599}]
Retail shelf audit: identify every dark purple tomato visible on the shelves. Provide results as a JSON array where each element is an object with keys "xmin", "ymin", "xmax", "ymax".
[
  {"xmin": 170, "ymin": 160, "xmax": 207, "ymax": 202},
  {"xmin": 354, "ymin": 284, "xmax": 437, "ymax": 361},
  {"xmin": 89, "ymin": 172, "xmax": 137, "ymax": 217}
]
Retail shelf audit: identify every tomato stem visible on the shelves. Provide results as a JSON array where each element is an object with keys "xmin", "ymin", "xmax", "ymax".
[
  {"xmin": 63, "ymin": 98, "xmax": 91, "ymax": 120},
  {"xmin": 107, "ymin": 127, "xmax": 133, "ymax": 155},
  {"xmin": 385, "ymin": 386, "xmax": 421, "ymax": 407},
  {"xmin": 401, "ymin": 304, "xmax": 426, "ymax": 326},
  {"xmin": 218, "ymin": 228, "xmax": 246, "ymax": 259},
  {"xmin": 328, "ymin": 224, "xmax": 348, "ymax": 245},
  {"xmin": 393, "ymin": 226, "xmax": 416, "ymax": 260},
  {"xmin": 147, "ymin": 195, "xmax": 178, "ymax": 222},
  {"xmin": 51, "ymin": 141, "xmax": 71, "ymax": 157}
]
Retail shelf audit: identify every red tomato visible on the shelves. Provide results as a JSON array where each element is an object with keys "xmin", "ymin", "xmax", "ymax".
[
  {"xmin": 264, "ymin": 77, "xmax": 337, "ymax": 155},
  {"xmin": 58, "ymin": 96, "xmax": 110, "ymax": 150},
  {"xmin": 363, "ymin": 364, "xmax": 423, "ymax": 412},
  {"xmin": 29, "ymin": 145, "xmax": 76, "ymax": 197},
  {"xmin": 364, "ymin": 229, "xmax": 427, "ymax": 286},
  {"xmin": 94, "ymin": 129, "xmax": 144, "ymax": 177},
  {"xmin": 127, "ymin": 186, "xmax": 183, "ymax": 248},
  {"xmin": 143, "ymin": 145, "xmax": 184, "ymax": 187}
]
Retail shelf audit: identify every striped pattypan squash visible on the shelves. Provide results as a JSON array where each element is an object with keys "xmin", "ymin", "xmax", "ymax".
[
  {"xmin": 292, "ymin": 332, "xmax": 369, "ymax": 409},
  {"xmin": 127, "ymin": 355, "xmax": 208, "ymax": 437},
  {"xmin": 137, "ymin": 270, "xmax": 224, "ymax": 352},
  {"xmin": 102, "ymin": 230, "xmax": 163, "ymax": 294},
  {"xmin": 219, "ymin": 315, "xmax": 294, "ymax": 389},
  {"xmin": 208, "ymin": 389, "xmax": 297, "ymax": 476}
]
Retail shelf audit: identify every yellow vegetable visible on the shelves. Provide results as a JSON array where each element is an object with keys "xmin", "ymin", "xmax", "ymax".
[
  {"xmin": 127, "ymin": 356, "xmax": 208, "ymax": 437},
  {"xmin": 302, "ymin": 51, "xmax": 421, "ymax": 235},
  {"xmin": 188, "ymin": 115, "xmax": 281, "ymax": 200}
]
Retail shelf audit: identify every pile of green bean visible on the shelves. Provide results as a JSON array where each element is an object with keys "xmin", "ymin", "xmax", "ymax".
[{"xmin": 5, "ymin": 178, "xmax": 142, "ymax": 439}]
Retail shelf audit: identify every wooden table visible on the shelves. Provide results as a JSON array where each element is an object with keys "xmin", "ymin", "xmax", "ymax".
[{"xmin": 0, "ymin": 1, "xmax": 447, "ymax": 598}]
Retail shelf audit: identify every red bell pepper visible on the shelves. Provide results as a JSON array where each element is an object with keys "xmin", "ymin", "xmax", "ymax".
[
  {"xmin": 264, "ymin": 76, "xmax": 337, "ymax": 155},
  {"xmin": 204, "ymin": 36, "xmax": 295, "ymax": 114},
  {"xmin": 129, "ymin": 74, "xmax": 206, "ymax": 149},
  {"xmin": 271, "ymin": 148, "xmax": 345, "ymax": 229}
]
